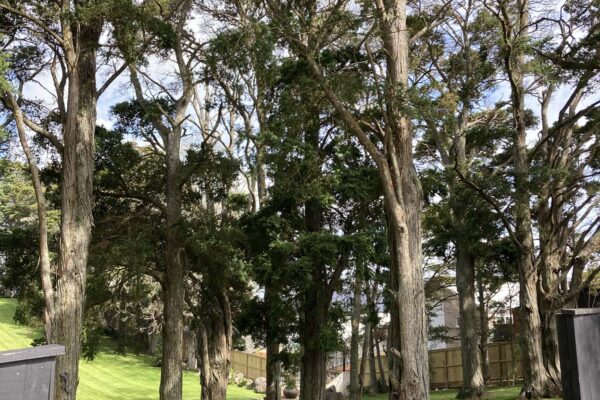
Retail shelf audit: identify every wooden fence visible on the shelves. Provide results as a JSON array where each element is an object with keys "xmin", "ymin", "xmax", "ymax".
[
  {"xmin": 232, "ymin": 351, "xmax": 268, "ymax": 380},
  {"xmin": 232, "ymin": 341, "xmax": 523, "ymax": 389}
]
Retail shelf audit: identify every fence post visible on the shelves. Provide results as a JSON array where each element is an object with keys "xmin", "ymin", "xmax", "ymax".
[
  {"xmin": 445, "ymin": 349, "xmax": 449, "ymax": 388},
  {"xmin": 246, "ymin": 353, "xmax": 249, "ymax": 377}
]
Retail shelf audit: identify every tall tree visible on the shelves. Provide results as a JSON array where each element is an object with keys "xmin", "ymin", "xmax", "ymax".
[
  {"xmin": 0, "ymin": 2, "xmax": 122, "ymax": 398},
  {"xmin": 265, "ymin": 0, "xmax": 449, "ymax": 397}
]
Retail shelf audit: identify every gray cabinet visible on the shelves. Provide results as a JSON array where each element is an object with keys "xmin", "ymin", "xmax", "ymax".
[
  {"xmin": 557, "ymin": 308, "xmax": 600, "ymax": 400},
  {"xmin": 0, "ymin": 344, "xmax": 65, "ymax": 400}
]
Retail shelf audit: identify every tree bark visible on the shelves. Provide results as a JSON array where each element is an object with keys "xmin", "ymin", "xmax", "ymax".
[
  {"xmin": 184, "ymin": 326, "xmax": 198, "ymax": 370},
  {"xmin": 159, "ymin": 122, "xmax": 185, "ymax": 400},
  {"xmin": 359, "ymin": 319, "xmax": 371, "ymax": 395},
  {"xmin": 378, "ymin": 2, "xmax": 430, "ymax": 398},
  {"xmin": 368, "ymin": 329, "xmax": 379, "ymax": 392},
  {"xmin": 502, "ymin": 1, "xmax": 560, "ymax": 395},
  {"xmin": 375, "ymin": 331, "xmax": 388, "ymax": 392},
  {"xmin": 197, "ymin": 289, "xmax": 233, "ymax": 400},
  {"xmin": 455, "ymin": 242, "xmax": 485, "ymax": 399},
  {"xmin": 265, "ymin": 284, "xmax": 281, "ymax": 400},
  {"xmin": 275, "ymin": 0, "xmax": 430, "ymax": 396},
  {"xmin": 349, "ymin": 267, "xmax": 362, "ymax": 400},
  {"xmin": 53, "ymin": 15, "xmax": 101, "ymax": 398},
  {"xmin": 477, "ymin": 276, "xmax": 490, "ymax": 385}
]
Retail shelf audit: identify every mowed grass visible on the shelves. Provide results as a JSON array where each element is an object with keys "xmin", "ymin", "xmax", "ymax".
[
  {"xmin": 0, "ymin": 298, "xmax": 261, "ymax": 400},
  {"xmin": 366, "ymin": 383, "xmax": 562, "ymax": 399},
  {"xmin": 0, "ymin": 298, "xmax": 562, "ymax": 400},
  {"xmin": 366, "ymin": 387, "xmax": 523, "ymax": 400}
]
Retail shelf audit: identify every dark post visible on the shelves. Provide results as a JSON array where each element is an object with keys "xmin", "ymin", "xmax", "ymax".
[
  {"xmin": 556, "ymin": 308, "xmax": 600, "ymax": 400},
  {"xmin": 0, "ymin": 344, "xmax": 66, "ymax": 400}
]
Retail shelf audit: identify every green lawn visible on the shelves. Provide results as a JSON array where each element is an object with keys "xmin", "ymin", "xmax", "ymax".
[
  {"xmin": 0, "ymin": 298, "xmax": 561, "ymax": 400},
  {"xmin": 366, "ymin": 387, "xmax": 523, "ymax": 400},
  {"xmin": 0, "ymin": 298, "xmax": 261, "ymax": 400}
]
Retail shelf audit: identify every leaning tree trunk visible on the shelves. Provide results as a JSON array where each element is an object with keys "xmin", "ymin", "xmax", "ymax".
[
  {"xmin": 53, "ymin": 21, "xmax": 100, "ymax": 399},
  {"xmin": 455, "ymin": 241, "xmax": 485, "ymax": 399},
  {"xmin": 6, "ymin": 92, "xmax": 55, "ymax": 342},
  {"xmin": 160, "ymin": 128, "xmax": 185, "ymax": 400},
  {"xmin": 198, "ymin": 289, "xmax": 233, "ymax": 400}
]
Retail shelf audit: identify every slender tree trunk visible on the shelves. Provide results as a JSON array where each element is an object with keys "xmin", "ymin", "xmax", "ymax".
[
  {"xmin": 368, "ymin": 329, "xmax": 379, "ymax": 392},
  {"xmin": 455, "ymin": 242, "xmax": 485, "ymax": 399},
  {"xmin": 6, "ymin": 92, "xmax": 55, "ymax": 342},
  {"xmin": 184, "ymin": 326, "xmax": 198, "ymax": 370},
  {"xmin": 53, "ymin": 19, "xmax": 100, "ymax": 397},
  {"xmin": 198, "ymin": 290, "xmax": 233, "ymax": 400},
  {"xmin": 349, "ymin": 267, "xmax": 362, "ymax": 400},
  {"xmin": 359, "ymin": 320, "xmax": 371, "ymax": 395},
  {"xmin": 477, "ymin": 276, "xmax": 490, "ymax": 385},
  {"xmin": 375, "ymin": 333, "xmax": 388, "ymax": 392},
  {"xmin": 160, "ymin": 124, "xmax": 185, "ymax": 400}
]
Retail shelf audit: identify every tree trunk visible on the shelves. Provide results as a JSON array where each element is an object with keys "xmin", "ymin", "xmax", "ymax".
[
  {"xmin": 477, "ymin": 277, "xmax": 490, "ymax": 385},
  {"xmin": 368, "ymin": 329, "xmax": 379, "ymax": 392},
  {"xmin": 184, "ymin": 326, "xmax": 198, "ymax": 370},
  {"xmin": 359, "ymin": 320, "xmax": 371, "ymax": 395},
  {"xmin": 378, "ymin": 1, "xmax": 430, "ymax": 397},
  {"xmin": 499, "ymin": 1, "xmax": 561, "ymax": 396},
  {"xmin": 349, "ymin": 267, "xmax": 362, "ymax": 400},
  {"xmin": 294, "ymin": 0, "xmax": 429, "ymax": 396},
  {"xmin": 6, "ymin": 92, "xmax": 55, "ymax": 342},
  {"xmin": 299, "ymin": 299, "xmax": 327, "ymax": 400},
  {"xmin": 198, "ymin": 290, "xmax": 233, "ymax": 400},
  {"xmin": 160, "ymin": 125, "xmax": 185, "ymax": 400},
  {"xmin": 375, "ymin": 333, "xmax": 388, "ymax": 392},
  {"xmin": 266, "ymin": 284, "xmax": 281, "ymax": 400},
  {"xmin": 53, "ymin": 20, "xmax": 100, "ymax": 398},
  {"xmin": 455, "ymin": 242, "xmax": 485, "ymax": 399}
]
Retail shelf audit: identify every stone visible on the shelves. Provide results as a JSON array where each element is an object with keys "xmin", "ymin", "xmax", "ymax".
[
  {"xmin": 244, "ymin": 378, "xmax": 254, "ymax": 389},
  {"xmin": 233, "ymin": 372, "xmax": 245, "ymax": 385},
  {"xmin": 253, "ymin": 377, "xmax": 267, "ymax": 394}
]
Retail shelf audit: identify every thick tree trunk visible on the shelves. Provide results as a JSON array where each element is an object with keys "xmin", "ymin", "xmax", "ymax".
[
  {"xmin": 198, "ymin": 290, "xmax": 232, "ymax": 400},
  {"xmin": 349, "ymin": 268, "xmax": 362, "ymax": 400},
  {"xmin": 379, "ymin": 2, "xmax": 429, "ymax": 398},
  {"xmin": 455, "ymin": 243, "xmax": 485, "ymax": 399},
  {"xmin": 299, "ymin": 271, "xmax": 328, "ymax": 400},
  {"xmin": 6, "ymin": 92, "xmax": 55, "ymax": 342},
  {"xmin": 296, "ymin": 0, "xmax": 428, "ymax": 397},
  {"xmin": 265, "ymin": 284, "xmax": 281, "ymax": 400},
  {"xmin": 53, "ymin": 22, "xmax": 99, "ymax": 398}
]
